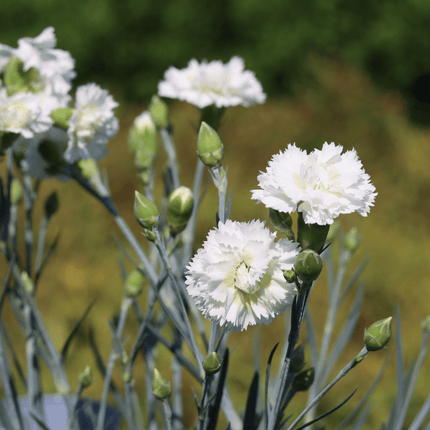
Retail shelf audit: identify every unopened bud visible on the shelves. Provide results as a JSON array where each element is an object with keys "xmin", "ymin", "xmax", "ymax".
[
  {"xmin": 293, "ymin": 368, "xmax": 314, "ymax": 391},
  {"xmin": 364, "ymin": 317, "xmax": 392, "ymax": 351},
  {"xmin": 344, "ymin": 227, "xmax": 362, "ymax": 253},
  {"xmin": 294, "ymin": 249, "xmax": 323, "ymax": 283},
  {"xmin": 283, "ymin": 269, "xmax": 297, "ymax": 284},
  {"xmin": 21, "ymin": 271, "xmax": 34, "ymax": 294},
  {"xmin": 124, "ymin": 269, "xmax": 145, "ymax": 298},
  {"xmin": 202, "ymin": 352, "xmax": 222, "ymax": 375},
  {"xmin": 167, "ymin": 186, "xmax": 194, "ymax": 233},
  {"xmin": 149, "ymin": 96, "xmax": 169, "ymax": 128},
  {"xmin": 44, "ymin": 192, "xmax": 59, "ymax": 219},
  {"xmin": 50, "ymin": 107, "xmax": 74, "ymax": 130},
  {"xmin": 10, "ymin": 179, "xmax": 23, "ymax": 205},
  {"xmin": 79, "ymin": 366, "xmax": 94, "ymax": 388},
  {"xmin": 78, "ymin": 158, "xmax": 99, "ymax": 180},
  {"xmin": 134, "ymin": 191, "xmax": 159, "ymax": 230},
  {"xmin": 269, "ymin": 209, "xmax": 294, "ymax": 240},
  {"xmin": 152, "ymin": 368, "xmax": 171, "ymax": 400},
  {"xmin": 197, "ymin": 122, "xmax": 223, "ymax": 167},
  {"xmin": 421, "ymin": 316, "xmax": 430, "ymax": 333}
]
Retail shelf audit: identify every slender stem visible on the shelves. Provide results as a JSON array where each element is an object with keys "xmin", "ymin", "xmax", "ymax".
[
  {"xmin": 162, "ymin": 398, "xmax": 174, "ymax": 430},
  {"xmin": 286, "ymin": 347, "xmax": 368, "ymax": 430},
  {"xmin": 160, "ymin": 128, "xmax": 180, "ymax": 190},
  {"xmin": 34, "ymin": 216, "xmax": 48, "ymax": 277}
]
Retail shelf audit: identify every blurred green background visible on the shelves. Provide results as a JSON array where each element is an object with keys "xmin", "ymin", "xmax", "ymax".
[{"xmin": 1, "ymin": 0, "xmax": 430, "ymax": 428}]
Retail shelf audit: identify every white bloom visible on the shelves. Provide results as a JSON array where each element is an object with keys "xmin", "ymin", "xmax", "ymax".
[
  {"xmin": 185, "ymin": 220, "xmax": 299, "ymax": 332},
  {"xmin": 66, "ymin": 83, "xmax": 119, "ymax": 163},
  {"xmin": 251, "ymin": 142, "xmax": 377, "ymax": 225},
  {"xmin": 0, "ymin": 87, "xmax": 57, "ymax": 138},
  {"xmin": 158, "ymin": 56, "xmax": 266, "ymax": 108}
]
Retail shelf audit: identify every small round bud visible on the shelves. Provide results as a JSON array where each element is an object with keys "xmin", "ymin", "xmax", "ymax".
[
  {"xmin": 294, "ymin": 249, "xmax": 323, "ymax": 283},
  {"xmin": 344, "ymin": 227, "xmax": 362, "ymax": 253},
  {"xmin": 167, "ymin": 186, "xmax": 194, "ymax": 233},
  {"xmin": 21, "ymin": 271, "xmax": 34, "ymax": 294},
  {"xmin": 50, "ymin": 107, "xmax": 74, "ymax": 130},
  {"xmin": 202, "ymin": 352, "xmax": 222, "ymax": 375},
  {"xmin": 364, "ymin": 317, "xmax": 392, "ymax": 351},
  {"xmin": 283, "ymin": 269, "xmax": 297, "ymax": 284},
  {"xmin": 10, "ymin": 179, "xmax": 23, "ymax": 205},
  {"xmin": 79, "ymin": 366, "xmax": 94, "ymax": 389},
  {"xmin": 124, "ymin": 270, "xmax": 145, "ymax": 298},
  {"xmin": 197, "ymin": 122, "xmax": 224, "ymax": 167},
  {"xmin": 293, "ymin": 368, "xmax": 314, "ymax": 392},
  {"xmin": 149, "ymin": 96, "xmax": 169, "ymax": 128},
  {"xmin": 297, "ymin": 212, "xmax": 330, "ymax": 254},
  {"xmin": 290, "ymin": 344, "xmax": 306, "ymax": 373},
  {"xmin": 134, "ymin": 191, "xmax": 159, "ymax": 230},
  {"xmin": 269, "ymin": 209, "xmax": 294, "ymax": 240},
  {"xmin": 152, "ymin": 368, "xmax": 171, "ymax": 400},
  {"xmin": 44, "ymin": 192, "xmax": 59, "ymax": 219},
  {"xmin": 421, "ymin": 316, "xmax": 430, "ymax": 333},
  {"xmin": 78, "ymin": 158, "xmax": 99, "ymax": 180}
]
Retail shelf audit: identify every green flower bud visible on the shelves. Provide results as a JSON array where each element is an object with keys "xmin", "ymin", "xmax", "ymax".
[
  {"xmin": 79, "ymin": 366, "xmax": 94, "ymax": 389},
  {"xmin": 421, "ymin": 316, "xmax": 430, "ymax": 333},
  {"xmin": 364, "ymin": 317, "xmax": 392, "ymax": 351},
  {"xmin": 44, "ymin": 192, "xmax": 59, "ymax": 219},
  {"xmin": 124, "ymin": 269, "xmax": 145, "ymax": 298},
  {"xmin": 149, "ymin": 96, "xmax": 169, "ymax": 128},
  {"xmin": 294, "ymin": 249, "xmax": 323, "ymax": 283},
  {"xmin": 269, "ymin": 209, "xmax": 294, "ymax": 240},
  {"xmin": 197, "ymin": 122, "xmax": 224, "ymax": 167},
  {"xmin": 293, "ymin": 368, "xmax": 314, "ymax": 392},
  {"xmin": 283, "ymin": 269, "xmax": 297, "ymax": 284},
  {"xmin": 10, "ymin": 179, "xmax": 23, "ymax": 205},
  {"xmin": 128, "ymin": 111, "xmax": 158, "ymax": 164},
  {"xmin": 50, "ymin": 107, "xmax": 74, "ymax": 130},
  {"xmin": 21, "ymin": 271, "xmax": 34, "ymax": 294},
  {"xmin": 344, "ymin": 227, "xmax": 362, "ymax": 253},
  {"xmin": 167, "ymin": 186, "xmax": 194, "ymax": 233},
  {"xmin": 290, "ymin": 344, "xmax": 306, "ymax": 373},
  {"xmin": 202, "ymin": 352, "xmax": 222, "ymax": 375},
  {"xmin": 152, "ymin": 368, "xmax": 171, "ymax": 400},
  {"xmin": 134, "ymin": 191, "xmax": 159, "ymax": 230},
  {"xmin": 297, "ymin": 212, "xmax": 330, "ymax": 254},
  {"xmin": 78, "ymin": 158, "xmax": 99, "ymax": 180}
]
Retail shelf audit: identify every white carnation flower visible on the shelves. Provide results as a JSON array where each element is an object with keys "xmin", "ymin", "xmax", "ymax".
[
  {"xmin": 0, "ymin": 87, "xmax": 57, "ymax": 138},
  {"xmin": 158, "ymin": 56, "xmax": 266, "ymax": 108},
  {"xmin": 185, "ymin": 220, "xmax": 299, "ymax": 332},
  {"xmin": 251, "ymin": 142, "xmax": 377, "ymax": 225},
  {"xmin": 65, "ymin": 83, "xmax": 119, "ymax": 163}
]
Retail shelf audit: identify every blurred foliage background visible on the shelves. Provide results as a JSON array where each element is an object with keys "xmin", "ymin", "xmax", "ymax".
[{"xmin": 1, "ymin": 0, "xmax": 430, "ymax": 428}]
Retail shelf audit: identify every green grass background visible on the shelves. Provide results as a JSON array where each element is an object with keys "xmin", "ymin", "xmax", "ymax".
[{"xmin": 1, "ymin": 2, "xmax": 430, "ymax": 427}]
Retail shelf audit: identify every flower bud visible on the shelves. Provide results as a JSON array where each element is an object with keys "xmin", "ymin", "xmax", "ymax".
[
  {"xmin": 78, "ymin": 158, "xmax": 99, "ymax": 180},
  {"xmin": 149, "ymin": 96, "xmax": 169, "ymax": 128},
  {"xmin": 134, "ymin": 191, "xmax": 159, "ymax": 230},
  {"xmin": 269, "ymin": 209, "xmax": 294, "ymax": 240},
  {"xmin": 292, "ymin": 368, "xmax": 314, "ymax": 392},
  {"xmin": 197, "ymin": 122, "xmax": 224, "ymax": 167},
  {"xmin": 421, "ymin": 316, "xmax": 430, "ymax": 333},
  {"xmin": 152, "ymin": 368, "xmax": 171, "ymax": 400},
  {"xmin": 44, "ymin": 192, "xmax": 59, "ymax": 219},
  {"xmin": 283, "ymin": 269, "xmax": 297, "ymax": 284},
  {"xmin": 344, "ymin": 227, "xmax": 362, "ymax": 253},
  {"xmin": 297, "ymin": 212, "xmax": 330, "ymax": 254},
  {"xmin": 79, "ymin": 366, "xmax": 94, "ymax": 389},
  {"xmin": 294, "ymin": 249, "xmax": 323, "ymax": 283},
  {"xmin": 124, "ymin": 269, "xmax": 145, "ymax": 298},
  {"xmin": 202, "ymin": 352, "xmax": 222, "ymax": 375},
  {"xmin": 21, "ymin": 271, "xmax": 34, "ymax": 294},
  {"xmin": 10, "ymin": 179, "xmax": 23, "ymax": 205},
  {"xmin": 364, "ymin": 317, "xmax": 392, "ymax": 351},
  {"xmin": 50, "ymin": 107, "xmax": 74, "ymax": 130},
  {"xmin": 290, "ymin": 344, "xmax": 306, "ymax": 373},
  {"xmin": 167, "ymin": 186, "xmax": 194, "ymax": 233}
]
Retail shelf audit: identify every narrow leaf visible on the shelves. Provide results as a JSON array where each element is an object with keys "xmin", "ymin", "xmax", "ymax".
[
  {"xmin": 408, "ymin": 393, "xmax": 430, "ymax": 430},
  {"xmin": 265, "ymin": 343, "xmax": 279, "ymax": 429},
  {"xmin": 243, "ymin": 371, "xmax": 259, "ymax": 429}
]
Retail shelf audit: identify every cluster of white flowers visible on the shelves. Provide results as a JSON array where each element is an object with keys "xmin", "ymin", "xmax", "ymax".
[
  {"xmin": 251, "ymin": 143, "xmax": 377, "ymax": 225},
  {"xmin": 185, "ymin": 220, "xmax": 299, "ymax": 331},
  {"xmin": 158, "ymin": 56, "xmax": 266, "ymax": 108},
  {"xmin": 0, "ymin": 27, "xmax": 119, "ymax": 177}
]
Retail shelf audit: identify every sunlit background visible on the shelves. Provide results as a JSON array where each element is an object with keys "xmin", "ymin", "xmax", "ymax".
[{"xmin": 1, "ymin": 0, "xmax": 430, "ymax": 428}]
